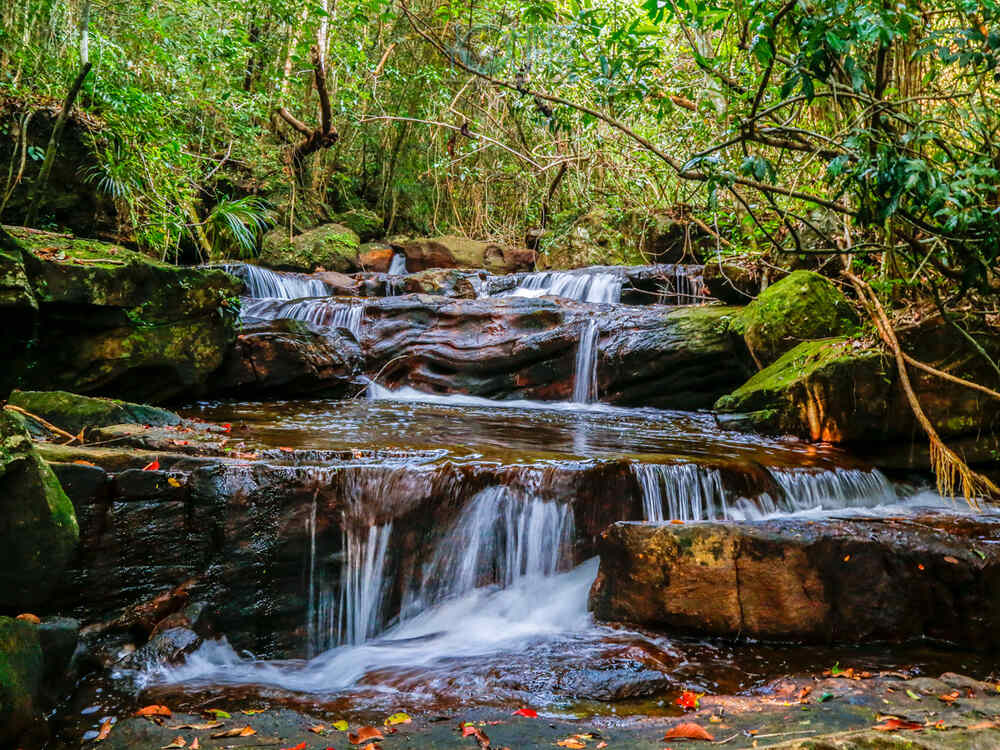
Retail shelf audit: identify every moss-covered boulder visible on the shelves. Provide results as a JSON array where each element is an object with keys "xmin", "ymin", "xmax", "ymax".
[
  {"xmin": 329, "ymin": 209, "xmax": 383, "ymax": 242},
  {"xmin": 537, "ymin": 209, "xmax": 643, "ymax": 269},
  {"xmin": 734, "ymin": 270, "xmax": 858, "ymax": 365},
  {"xmin": 8, "ymin": 390, "xmax": 181, "ymax": 437},
  {"xmin": 0, "ymin": 411, "xmax": 79, "ymax": 610},
  {"xmin": 2, "ymin": 226, "xmax": 241, "ymax": 402},
  {"xmin": 259, "ymin": 223, "xmax": 362, "ymax": 273},
  {"xmin": 0, "ymin": 616, "xmax": 44, "ymax": 746}
]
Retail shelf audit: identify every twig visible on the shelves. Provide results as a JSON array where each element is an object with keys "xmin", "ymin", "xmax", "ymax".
[{"xmin": 4, "ymin": 404, "xmax": 82, "ymax": 443}]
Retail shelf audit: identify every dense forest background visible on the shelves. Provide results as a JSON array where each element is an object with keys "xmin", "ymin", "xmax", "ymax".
[{"xmin": 3, "ymin": 0, "xmax": 998, "ymax": 289}]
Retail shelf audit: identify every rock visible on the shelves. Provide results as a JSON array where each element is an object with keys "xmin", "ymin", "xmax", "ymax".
[
  {"xmin": 0, "ymin": 411, "xmax": 78, "ymax": 610},
  {"xmin": 259, "ymin": 222, "xmax": 362, "ymax": 273},
  {"xmin": 329, "ymin": 209, "xmax": 383, "ymax": 242},
  {"xmin": 402, "ymin": 268, "xmax": 479, "ymax": 298},
  {"xmin": 589, "ymin": 514, "xmax": 1000, "ymax": 647},
  {"xmin": 357, "ymin": 242, "xmax": 395, "ymax": 272},
  {"xmin": 635, "ymin": 209, "xmax": 714, "ymax": 263},
  {"xmin": 537, "ymin": 209, "xmax": 642, "ymax": 269},
  {"xmin": 119, "ymin": 627, "xmax": 202, "ymax": 672},
  {"xmin": 362, "ymin": 296, "xmax": 749, "ymax": 407},
  {"xmin": 0, "ymin": 615, "xmax": 44, "ymax": 746},
  {"xmin": 8, "ymin": 390, "xmax": 181, "ymax": 437},
  {"xmin": 3, "ymin": 226, "xmax": 241, "ymax": 402},
  {"xmin": 401, "ymin": 236, "xmax": 536, "ymax": 273},
  {"xmin": 702, "ymin": 257, "xmax": 763, "ymax": 304},
  {"xmin": 733, "ymin": 270, "xmax": 858, "ymax": 365},
  {"xmin": 214, "ymin": 319, "xmax": 362, "ymax": 397},
  {"xmin": 36, "ymin": 618, "xmax": 79, "ymax": 686}
]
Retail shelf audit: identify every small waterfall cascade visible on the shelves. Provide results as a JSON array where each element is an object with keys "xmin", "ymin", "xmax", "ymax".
[
  {"xmin": 403, "ymin": 486, "xmax": 575, "ymax": 617},
  {"xmin": 337, "ymin": 523, "xmax": 394, "ymax": 646},
  {"xmin": 388, "ymin": 253, "xmax": 408, "ymax": 275},
  {"xmin": 663, "ymin": 266, "xmax": 706, "ymax": 304},
  {"xmin": 223, "ymin": 263, "xmax": 332, "ymax": 299},
  {"xmin": 572, "ymin": 319, "xmax": 600, "ymax": 403},
  {"xmin": 504, "ymin": 270, "xmax": 624, "ymax": 303},
  {"xmin": 633, "ymin": 464, "xmax": 727, "ymax": 521},
  {"xmin": 241, "ymin": 297, "xmax": 365, "ymax": 338},
  {"xmin": 633, "ymin": 463, "xmax": 898, "ymax": 522}
]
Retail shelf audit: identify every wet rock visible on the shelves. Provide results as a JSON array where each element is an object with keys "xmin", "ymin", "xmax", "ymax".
[
  {"xmin": 402, "ymin": 268, "xmax": 480, "ymax": 298},
  {"xmin": 590, "ymin": 514, "xmax": 1000, "ymax": 647},
  {"xmin": 0, "ymin": 615, "xmax": 45, "ymax": 746},
  {"xmin": 8, "ymin": 390, "xmax": 181, "ymax": 437},
  {"xmin": 733, "ymin": 270, "xmax": 858, "ymax": 365},
  {"xmin": 329, "ymin": 208, "xmax": 383, "ymax": 242},
  {"xmin": 401, "ymin": 236, "xmax": 536, "ymax": 273},
  {"xmin": 260, "ymin": 222, "xmax": 362, "ymax": 273},
  {"xmin": 37, "ymin": 617, "xmax": 79, "ymax": 687},
  {"xmin": 3, "ymin": 227, "xmax": 240, "ymax": 402},
  {"xmin": 363, "ymin": 296, "xmax": 749, "ymax": 407},
  {"xmin": 214, "ymin": 319, "xmax": 362, "ymax": 397},
  {"xmin": 119, "ymin": 627, "xmax": 202, "ymax": 672},
  {"xmin": 702, "ymin": 257, "xmax": 763, "ymax": 304},
  {"xmin": 357, "ymin": 241, "xmax": 395, "ymax": 272},
  {"xmin": 314, "ymin": 270, "xmax": 365, "ymax": 296},
  {"xmin": 0, "ymin": 411, "xmax": 78, "ymax": 610}
]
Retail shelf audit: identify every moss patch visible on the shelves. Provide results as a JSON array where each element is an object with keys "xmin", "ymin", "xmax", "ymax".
[
  {"xmin": 0, "ymin": 616, "xmax": 42, "ymax": 744},
  {"xmin": 260, "ymin": 222, "xmax": 361, "ymax": 273},
  {"xmin": 329, "ymin": 209, "xmax": 383, "ymax": 242},
  {"xmin": 9, "ymin": 390, "xmax": 181, "ymax": 436}
]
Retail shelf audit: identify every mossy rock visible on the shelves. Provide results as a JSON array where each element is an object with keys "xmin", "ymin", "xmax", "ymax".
[
  {"xmin": 0, "ymin": 616, "xmax": 43, "ymax": 745},
  {"xmin": 8, "ymin": 390, "xmax": 181, "ymax": 437},
  {"xmin": 735, "ymin": 270, "xmax": 858, "ymax": 365},
  {"xmin": 259, "ymin": 223, "xmax": 361, "ymax": 273},
  {"xmin": 0, "ymin": 411, "xmax": 79, "ymax": 610},
  {"xmin": 538, "ymin": 209, "xmax": 646, "ymax": 269},
  {"xmin": 329, "ymin": 209, "xmax": 383, "ymax": 242}
]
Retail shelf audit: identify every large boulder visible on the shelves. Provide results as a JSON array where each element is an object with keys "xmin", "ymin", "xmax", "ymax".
[
  {"xmin": 3, "ymin": 227, "xmax": 241, "ymax": 402},
  {"xmin": 0, "ymin": 411, "xmax": 79, "ymax": 610},
  {"xmin": 402, "ymin": 268, "xmax": 479, "ymax": 298},
  {"xmin": 259, "ymin": 222, "xmax": 362, "ymax": 273},
  {"xmin": 329, "ymin": 208, "xmax": 383, "ymax": 242},
  {"xmin": 401, "ymin": 236, "xmax": 536, "ymax": 273},
  {"xmin": 0, "ymin": 616, "xmax": 44, "ymax": 746},
  {"xmin": 590, "ymin": 515, "xmax": 1000, "ymax": 647},
  {"xmin": 8, "ymin": 390, "xmax": 181, "ymax": 437},
  {"xmin": 734, "ymin": 270, "xmax": 858, "ymax": 365}
]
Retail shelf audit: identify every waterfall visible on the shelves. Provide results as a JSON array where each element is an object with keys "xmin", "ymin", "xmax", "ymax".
[
  {"xmin": 573, "ymin": 319, "xmax": 599, "ymax": 403},
  {"xmin": 633, "ymin": 464, "xmax": 727, "ymax": 521},
  {"xmin": 337, "ymin": 523, "xmax": 393, "ymax": 646},
  {"xmin": 403, "ymin": 487, "xmax": 574, "ymax": 618},
  {"xmin": 769, "ymin": 467, "xmax": 897, "ymax": 510},
  {"xmin": 388, "ymin": 253, "xmax": 408, "ymax": 275},
  {"xmin": 223, "ymin": 263, "xmax": 332, "ymax": 299},
  {"xmin": 504, "ymin": 271, "xmax": 623, "ymax": 303},
  {"xmin": 664, "ymin": 266, "xmax": 706, "ymax": 305},
  {"xmin": 241, "ymin": 297, "xmax": 365, "ymax": 338}
]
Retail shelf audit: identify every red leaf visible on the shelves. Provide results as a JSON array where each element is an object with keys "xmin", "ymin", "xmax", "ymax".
[
  {"xmin": 221, "ymin": 423, "xmax": 232, "ymax": 433},
  {"xmin": 512, "ymin": 708, "xmax": 538, "ymax": 718},
  {"xmin": 874, "ymin": 718, "xmax": 923, "ymax": 731},
  {"xmin": 663, "ymin": 723, "xmax": 714, "ymax": 741},
  {"xmin": 281, "ymin": 743, "xmax": 307, "ymax": 750},
  {"xmin": 348, "ymin": 726, "xmax": 384, "ymax": 745},
  {"xmin": 143, "ymin": 459, "xmax": 161, "ymax": 471},
  {"xmin": 675, "ymin": 691, "xmax": 701, "ymax": 710}
]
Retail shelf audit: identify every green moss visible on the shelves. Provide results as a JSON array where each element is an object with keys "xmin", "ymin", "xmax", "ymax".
[
  {"xmin": 329, "ymin": 209, "xmax": 383, "ymax": 242},
  {"xmin": 736, "ymin": 270, "xmax": 859, "ymax": 365},
  {"xmin": 5, "ymin": 225, "xmax": 165, "ymax": 267},
  {"xmin": 0, "ymin": 616, "xmax": 42, "ymax": 743},
  {"xmin": 8, "ymin": 390, "xmax": 181, "ymax": 435},
  {"xmin": 260, "ymin": 222, "xmax": 361, "ymax": 272}
]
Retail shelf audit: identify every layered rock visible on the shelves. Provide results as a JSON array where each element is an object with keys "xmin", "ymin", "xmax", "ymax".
[
  {"xmin": 400, "ymin": 236, "xmax": 536, "ymax": 273},
  {"xmin": 0, "ymin": 411, "xmax": 79, "ymax": 611},
  {"xmin": 2, "ymin": 226, "xmax": 240, "ymax": 402},
  {"xmin": 590, "ymin": 515, "xmax": 1000, "ymax": 647}
]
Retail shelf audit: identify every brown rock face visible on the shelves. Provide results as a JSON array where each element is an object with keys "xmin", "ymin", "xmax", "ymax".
[
  {"xmin": 357, "ymin": 243, "xmax": 395, "ymax": 272},
  {"xmin": 590, "ymin": 516, "xmax": 1000, "ymax": 648},
  {"xmin": 401, "ymin": 236, "xmax": 536, "ymax": 273}
]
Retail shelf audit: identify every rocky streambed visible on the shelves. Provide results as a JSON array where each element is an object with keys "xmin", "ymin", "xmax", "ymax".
[{"xmin": 2, "ymin": 227, "xmax": 1000, "ymax": 749}]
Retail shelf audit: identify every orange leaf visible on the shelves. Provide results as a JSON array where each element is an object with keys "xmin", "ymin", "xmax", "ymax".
[
  {"xmin": 143, "ymin": 459, "xmax": 161, "ymax": 471},
  {"xmin": 874, "ymin": 718, "xmax": 923, "ymax": 731},
  {"xmin": 73, "ymin": 459, "xmax": 96, "ymax": 466},
  {"xmin": 190, "ymin": 740, "xmax": 200, "ymax": 750},
  {"xmin": 160, "ymin": 737, "xmax": 186, "ymax": 749},
  {"xmin": 135, "ymin": 705, "xmax": 173, "ymax": 718},
  {"xmin": 310, "ymin": 725, "xmax": 327, "ymax": 733},
  {"xmin": 943, "ymin": 556, "xmax": 959, "ymax": 565},
  {"xmin": 281, "ymin": 743, "xmax": 307, "ymax": 750},
  {"xmin": 349, "ymin": 726, "xmax": 384, "ymax": 744},
  {"xmin": 95, "ymin": 719, "xmax": 114, "ymax": 742},
  {"xmin": 597, "ymin": 743, "xmax": 608, "ymax": 749},
  {"xmin": 675, "ymin": 691, "xmax": 702, "ymax": 710},
  {"xmin": 512, "ymin": 708, "xmax": 538, "ymax": 718},
  {"xmin": 938, "ymin": 690, "xmax": 961, "ymax": 703},
  {"xmin": 663, "ymin": 723, "xmax": 714, "ymax": 741},
  {"xmin": 557, "ymin": 740, "xmax": 586, "ymax": 748},
  {"xmin": 16, "ymin": 613, "xmax": 41, "ymax": 624}
]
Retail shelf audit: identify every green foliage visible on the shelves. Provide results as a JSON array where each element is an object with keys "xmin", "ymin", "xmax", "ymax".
[{"xmin": 205, "ymin": 197, "xmax": 274, "ymax": 260}]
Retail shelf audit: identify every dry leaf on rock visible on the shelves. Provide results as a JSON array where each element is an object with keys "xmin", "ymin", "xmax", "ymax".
[
  {"xmin": 348, "ymin": 726, "xmax": 384, "ymax": 744},
  {"xmin": 663, "ymin": 723, "xmax": 714, "ymax": 741},
  {"xmin": 136, "ymin": 705, "xmax": 173, "ymax": 718},
  {"xmin": 211, "ymin": 726, "xmax": 256, "ymax": 738},
  {"xmin": 160, "ymin": 737, "xmax": 186, "ymax": 749}
]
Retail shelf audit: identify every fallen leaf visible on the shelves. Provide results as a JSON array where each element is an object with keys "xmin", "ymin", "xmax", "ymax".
[
  {"xmin": 168, "ymin": 722, "xmax": 222, "ymax": 730},
  {"xmin": 385, "ymin": 712, "xmax": 411, "ymax": 726},
  {"xmin": 906, "ymin": 689, "xmax": 922, "ymax": 701},
  {"xmin": 918, "ymin": 563, "xmax": 925, "ymax": 570},
  {"xmin": 557, "ymin": 740, "xmax": 586, "ymax": 749},
  {"xmin": 798, "ymin": 686, "xmax": 813, "ymax": 702},
  {"xmin": 675, "ymin": 691, "xmax": 702, "ymax": 711},
  {"xmin": 160, "ymin": 737, "xmax": 186, "ymax": 749},
  {"xmin": 943, "ymin": 556, "xmax": 959, "ymax": 565},
  {"xmin": 461, "ymin": 724, "xmax": 490, "ymax": 748},
  {"xmin": 332, "ymin": 720, "xmax": 350, "ymax": 731},
  {"xmin": 874, "ymin": 718, "xmax": 923, "ymax": 731},
  {"xmin": 596, "ymin": 743, "xmax": 608, "ymax": 749},
  {"xmin": 843, "ymin": 555, "xmax": 851, "ymax": 562},
  {"xmin": 241, "ymin": 709, "xmax": 266, "ymax": 715},
  {"xmin": 205, "ymin": 709, "xmax": 231, "ymax": 719},
  {"xmin": 16, "ymin": 613, "xmax": 41, "ymax": 624},
  {"xmin": 279, "ymin": 446, "xmax": 295, "ymax": 453},
  {"xmin": 310, "ymin": 725, "xmax": 328, "ymax": 734},
  {"xmin": 95, "ymin": 719, "xmax": 113, "ymax": 742},
  {"xmin": 281, "ymin": 743, "xmax": 307, "ymax": 750},
  {"xmin": 168, "ymin": 477, "xmax": 182, "ymax": 488},
  {"xmin": 211, "ymin": 726, "xmax": 256, "ymax": 738},
  {"xmin": 73, "ymin": 459, "xmax": 96, "ymax": 466},
  {"xmin": 348, "ymin": 726, "xmax": 384, "ymax": 744},
  {"xmin": 938, "ymin": 690, "xmax": 961, "ymax": 703},
  {"xmin": 512, "ymin": 708, "xmax": 538, "ymax": 718},
  {"xmin": 136, "ymin": 705, "xmax": 173, "ymax": 718},
  {"xmin": 143, "ymin": 459, "xmax": 160, "ymax": 471},
  {"xmin": 670, "ymin": 519, "xmax": 684, "ymax": 524},
  {"xmin": 221, "ymin": 423, "xmax": 232, "ymax": 433},
  {"xmin": 663, "ymin": 723, "xmax": 714, "ymax": 741},
  {"xmin": 190, "ymin": 740, "xmax": 200, "ymax": 750}
]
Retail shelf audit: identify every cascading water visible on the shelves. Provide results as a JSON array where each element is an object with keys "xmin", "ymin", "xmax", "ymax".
[
  {"xmin": 572, "ymin": 319, "xmax": 599, "ymax": 403},
  {"xmin": 388, "ymin": 253, "xmax": 408, "ymax": 275},
  {"xmin": 223, "ymin": 263, "xmax": 332, "ymax": 299},
  {"xmin": 633, "ymin": 463, "xmax": 727, "ymax": 521},
  {"xmin": 337, "ymin": 523, "xmax": 393, "ymax": 646},
  {"xmin": 241, "ymin": 297, "xmax": 365, "ymax": 338},
  {"xmin": 664, "ymin": 266, "xmax": 706, "ymax": 304},
  {"xmin": 769, "ymin": 467, "xmax": 897, "ymax": 510},
  {"xmin": 504, "ymin": 270, "xmax": 624, "ymax": 303}
]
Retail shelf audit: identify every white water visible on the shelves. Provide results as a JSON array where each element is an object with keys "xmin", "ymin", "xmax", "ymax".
[
  {"xmin": 634, "ymin": 463, "xmax": 727, "ymax": 521},
  {"xmin": 664, "ymin": 266, "xmax": 706, "ymax": 304},
  {"xmin": 572, "ymin": 319, "xmax": 600, "ymax": 403},
  {"xmin": 338, "ymin": 524, "xmax": 393, "ymax": 646},
  {"xmin": 224, "ymin": 263, "xmax": 332, "ymax": 299},
  {"xmin": 388, "ymin": 253, "xmax": 408, "ymax": 275},
  {"xmin": 241, "ymin": 297, "xmax": 365, "ymax": 338},
  {"xmin": 504, "ymin": 271, "xmax": 623, "ymax": 303}
]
